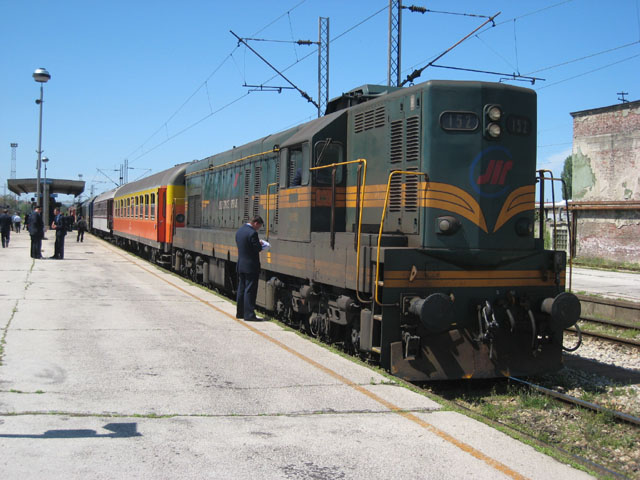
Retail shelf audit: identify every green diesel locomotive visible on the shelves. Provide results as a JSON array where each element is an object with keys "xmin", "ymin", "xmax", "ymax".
[{"xmin": 172, "ymin": 79, "xmax": 580, "ymax": 381}]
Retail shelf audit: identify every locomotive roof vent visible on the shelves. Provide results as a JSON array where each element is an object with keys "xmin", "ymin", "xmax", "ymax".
[{"xmin": 325, "ymin": 84, "xmax": 401, "ymax": 115}]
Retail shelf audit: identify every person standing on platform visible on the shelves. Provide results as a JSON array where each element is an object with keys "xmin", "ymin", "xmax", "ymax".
[
  {"xmin": 51, "ymin": 207, "xmax": 68, "ymax": 259},
  {"xmin": 76, "ymin": 216, "xmax": 87, "ymax": 242},
  {"xmin": 27, "ymin": 206, "xmax": 44, "ymax": 258},
  {"xmin": 0, "ymin": 209, "xmax": 12, "ymax": 248},
  {"xmin": 12, "ymin": 213, "xmax": 21, "ymax": 233},
  {"xmin": 235, "ymin": 215, "xmax": 269, "ymax": 321}
]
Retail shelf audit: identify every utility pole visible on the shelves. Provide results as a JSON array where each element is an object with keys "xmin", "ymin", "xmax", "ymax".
[
  {"xmin": 617, "ymin": 91, "xmax": 629, "ymax": 103},
  {"xmin": 10, "ymin": 143, "xmax": 18, "ymax": 200},
  {"xmin": 317, "ymin": 17, "xmax": 329, "ymax": 117},
  {"xmin": 388, "ymin": 0, "xmax": 402, "ymax": 87}
]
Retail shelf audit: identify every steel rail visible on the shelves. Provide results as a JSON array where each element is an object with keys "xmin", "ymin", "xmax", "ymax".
[
  {"xmin": 509, "ymin": 376, "xmax": 640, "ymax": 427},
  {"xmin": 566, "ymin": 326, "xmax": 640, "ymax": 347},
  {"xmin": 580, "ymin": 315, "xmax": 640, "ymax": 331},
  {"xmin": 440, "ymin": 395, "xmax": 628, "ymax": 480}
]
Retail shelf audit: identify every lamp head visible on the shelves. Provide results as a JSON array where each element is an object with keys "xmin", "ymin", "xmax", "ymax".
[{"xmin": 33, "ymin": 68, "xmax": 51, "ymax": 83}]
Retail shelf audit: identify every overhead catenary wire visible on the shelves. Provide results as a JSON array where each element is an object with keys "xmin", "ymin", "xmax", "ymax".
[
  {"xmin": 477, "ymin": 0, "xmax": 575, "ymax": 35},
  {"xmin": 536, "ymin": 52, "xmax": 640, "ymax": 90},
  {"xmin": 130, "ymin": 92, "xmax": 251, "ymax": 163},
  {"xmin": 231, "ymin": 30, "xmax": 319, "ymax": 108},
  {"xmin": 124, "ymin": 50, "xmax": 238, "ymax": 163},
  {"xmin": 525, "ymin": 40, "xmax": 640, "ymax": 75},
  {"xmin": 400, "ymin": 12, "xmax": 501, "ymax": 86},
  {"xmin": 124, "ymin": 0, "xmax": 310, "ymax": 166},
  {"xmin": 123, "ymin": 2, "xmax": 384, "ymax": 167},
  {"xmin": 401, "ymin": 0, "xmax": 575, "ymax": 83}
]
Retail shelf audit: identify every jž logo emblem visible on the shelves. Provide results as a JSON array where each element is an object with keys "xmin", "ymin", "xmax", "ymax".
[
  {"xmin": 469, "ymin": 146, "xmax": 514, "ymax": 198},
  {"xmin": 476, "ymin": 159, "xmax": 513, "ymax": 186}
]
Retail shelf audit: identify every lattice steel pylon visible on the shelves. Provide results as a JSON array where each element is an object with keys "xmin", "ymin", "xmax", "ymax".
[
  {"xmin": 317, "ymin": 17, "xmax": 329, "ymax": 117},
  {"xmin": 388, "ymin": 0, "xmax": 402, "ymax": 87},
  {"xmin": 10, "ymin": 143, "xmax": 17, "ymax": 180}
]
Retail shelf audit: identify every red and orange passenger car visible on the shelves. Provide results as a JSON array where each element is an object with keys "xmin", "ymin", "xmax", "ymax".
[{"xmin": 112, "ymin": 163, "xmax": 187, "ymax": 264}]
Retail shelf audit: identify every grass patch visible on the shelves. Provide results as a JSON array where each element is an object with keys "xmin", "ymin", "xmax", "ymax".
[{"xmin": 573, "ymin": 256, "xmax": 640, "ymax": 272}]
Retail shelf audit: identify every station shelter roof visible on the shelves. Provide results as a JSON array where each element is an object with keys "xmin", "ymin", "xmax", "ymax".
[{"xmin": 7, "ymin": 178, "xmax": 85, "ymax": 197}]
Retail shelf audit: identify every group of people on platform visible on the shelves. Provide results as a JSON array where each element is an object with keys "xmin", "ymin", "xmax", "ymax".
[
  {"xmin": 0, "ymin": 205, "xmax": 87, "ymax": 258},
  {"xmin": 6, "ymin": 206, "xmax": 264, "ymax": 320}
]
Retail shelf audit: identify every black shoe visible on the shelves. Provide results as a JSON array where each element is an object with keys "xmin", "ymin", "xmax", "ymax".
[{"xmin": 245, "ymin": 316, "xmax": 264, "ymax": 321}]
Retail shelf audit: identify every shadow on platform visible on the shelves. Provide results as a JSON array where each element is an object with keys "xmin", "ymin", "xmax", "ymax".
[{"xmin": 0, "ymin": 422, "xmax": 142, "ymax": 439}]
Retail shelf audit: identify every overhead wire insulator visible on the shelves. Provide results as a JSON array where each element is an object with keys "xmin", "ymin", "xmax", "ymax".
[{"xmin": 406, "ymin": 5, "xmax": 427, "ymax": 14}]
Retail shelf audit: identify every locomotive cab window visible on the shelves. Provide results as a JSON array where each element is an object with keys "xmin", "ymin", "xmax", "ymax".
[
  {"xmin": 313, "ymin": 140, "xmax": 344, "ymax": 185},
  {"xmin": 282, "ymin": 143, "xmax": 309, "ymax": 187}
]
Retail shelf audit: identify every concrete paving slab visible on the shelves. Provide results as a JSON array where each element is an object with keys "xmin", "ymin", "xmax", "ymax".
[
  {"xmin": 0, "ymin": 233, "xmax": 595, "ymax": 479},
  {"xmin": 0, "ymin": 414, "xmax": 514, "ymax": 480}
]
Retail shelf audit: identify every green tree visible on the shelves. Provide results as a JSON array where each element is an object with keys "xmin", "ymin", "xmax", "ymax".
[{"xmin": 560, "ymin": 155, "xmax": 573, "ymax": 200}]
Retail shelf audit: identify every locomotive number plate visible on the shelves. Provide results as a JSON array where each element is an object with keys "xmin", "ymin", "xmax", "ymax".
[
  {"xmin": 506, "ymin": 115, "xmax": 532, "ymax": 135},
  {"xmin": 440, "ymin": 111, "xmax": 479, "ymax": 131}
]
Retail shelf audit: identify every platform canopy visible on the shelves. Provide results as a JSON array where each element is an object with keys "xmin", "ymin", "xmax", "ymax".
[{"xmin": 7, "ymin": 178, "xmax": 85, "ymax": 197}]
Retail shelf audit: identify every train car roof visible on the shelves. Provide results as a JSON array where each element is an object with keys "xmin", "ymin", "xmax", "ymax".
[
  {"xmin": 94, "ymin": 188, "xmax": 117, "ymax": 203},
  {"xmin": 116, "ymin": 163, "xmax": 189, "ymax": 197},
  {"xmin": 279, "ymin": 109, "xmax": 345, "ymax": 148},
  {"xmin": 187, "ymin": 109, "xmax": 346, "ymax": 176}
]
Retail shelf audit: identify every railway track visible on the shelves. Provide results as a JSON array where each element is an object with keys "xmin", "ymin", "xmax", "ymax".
[
  {"xmin": 508, "ymin": 376, "xmax": 640, "ymax": 427},
  {"xmin": 566, "ymin": 295, "xmax": 640, "ymax": 348},
  {"xmin": 419, "ymin": 377, "xmax": 636, "ymax": 480}
]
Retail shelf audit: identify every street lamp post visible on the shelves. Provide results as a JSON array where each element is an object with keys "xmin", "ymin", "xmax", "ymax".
[
  {"xmin": 33, "ymin": 67, "xmax": 51, "ymax": 212},
  {"xmin": 42, "ymin": 156, "xmax": 49, "ymax": 229}
]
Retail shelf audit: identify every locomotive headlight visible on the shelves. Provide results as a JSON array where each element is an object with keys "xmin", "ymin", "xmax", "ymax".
[
  {"xmin": 487, "ymin": 105, "xmax": 502, "ymax": 121},
  {"xmin": 487, "ymin": 123, "xmax": 501, "ymax": 138},
  {"xmin": 437, "ymin": 216, "xmax": 461, "ymax": 235}
]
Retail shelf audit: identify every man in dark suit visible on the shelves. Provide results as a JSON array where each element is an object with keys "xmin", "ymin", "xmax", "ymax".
[
  {"xmin": 235, "ymin": 216, "xmax": 265, "ymax": 321},
  {"xmin": 0, "ymin": 209, "xmax": 12, "ymax": 248},
  {"xmin": 27, "ymin": 206, "xmax": 44, "ymax": 259},
  {"xmin": 51, "ymin": 207, "xmax": 68, "ymax": 259}
]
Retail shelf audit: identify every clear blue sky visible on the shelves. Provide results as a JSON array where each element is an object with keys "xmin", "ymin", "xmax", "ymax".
[{"xmin": 2, "ymin": 0, "xmax": 639, "ymax": 202}]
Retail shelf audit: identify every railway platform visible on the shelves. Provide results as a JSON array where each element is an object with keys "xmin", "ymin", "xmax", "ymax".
[
  {"xmin": 0, "ymin": 232, "xmax": 594, "ymax": 479},
  {"xmin": 570, "ymin": 266, "xmax": 640, "ymax": 303}
]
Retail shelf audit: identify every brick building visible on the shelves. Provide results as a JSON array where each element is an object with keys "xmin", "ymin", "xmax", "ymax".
[{"xmin": 570, "ymin": 100, "xmax": 640, "ymax": 264}]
